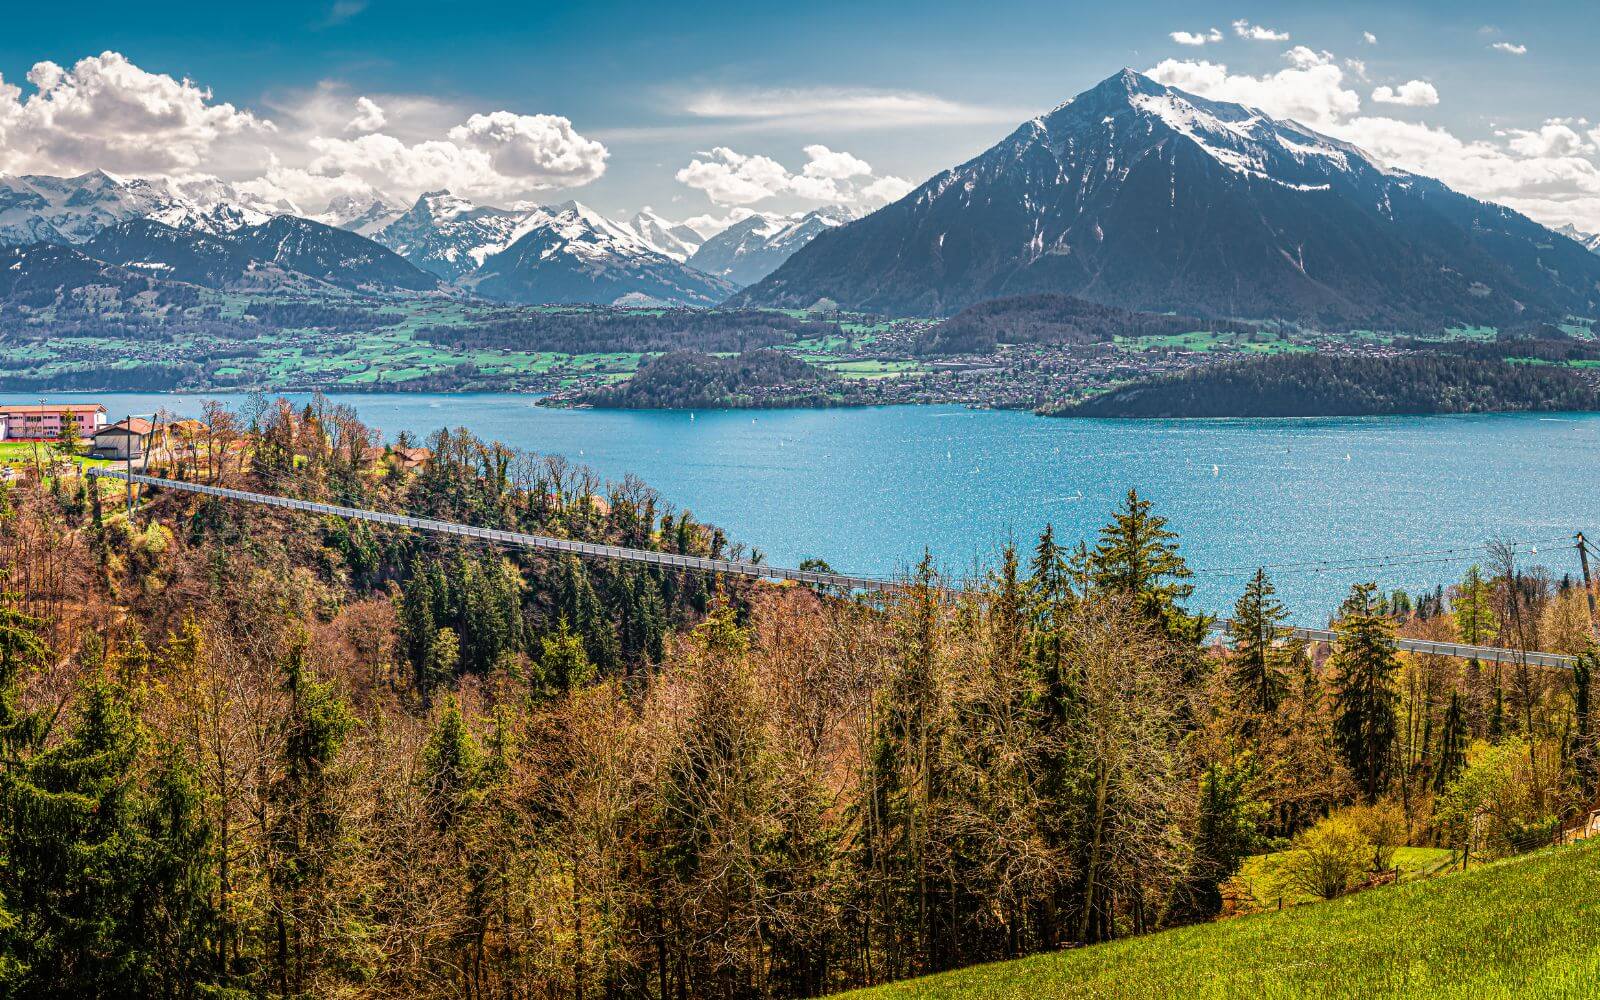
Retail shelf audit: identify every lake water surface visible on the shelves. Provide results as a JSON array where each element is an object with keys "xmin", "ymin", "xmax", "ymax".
[{"xmin": 33, "ymin": 391, "xmax": 1600, "ymax": 620}]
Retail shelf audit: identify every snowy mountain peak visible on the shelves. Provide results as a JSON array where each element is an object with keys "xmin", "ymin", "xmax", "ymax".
[
  {"xmin": 687, "ymin": 205, "xmax": 857, "ymax": 288},
  {"xmin": 737, "ymin": 68, "xmax": 1600, "ymax": 327},
  {"xmin": 630, "ymin": 208, "xmax": 703, "ymax": 262},
  {"xmin": 318, "ymin": 195, "xmax": 401, "ymax": 236}
]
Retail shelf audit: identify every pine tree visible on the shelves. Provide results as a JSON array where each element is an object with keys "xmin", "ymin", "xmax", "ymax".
[
  {"xmin": 1180, "ymin": 758, "xmax": 1267, "ymax": 918},
  {"xmin": 268, "ymin": 644, "xmax": 354, "ymax": 996},
  {"xmin": 1453, "ymin": 565, "xmax": 1499, "ymax": 645},
  {"xmin": 1089, "ymin": 489, "xmax": 1204, "ymax": 642},
  {"xmin": 1228, "ymin": 568, "xmax": 1290, "ymax": 722},
  {"xmin": 54, "ymin": 411, "xmax": 83, "ymax": 460},
  {"xmin": 537, "ymin": 617, "xmax": 594, "ymax": 694},
  {"xmin": 1330, "ymin": 583, "xmax": 1401, "ymax": 801},
  {"xmin": 0, "ymin": 680, "xmax": 220, "ymax": 997}
]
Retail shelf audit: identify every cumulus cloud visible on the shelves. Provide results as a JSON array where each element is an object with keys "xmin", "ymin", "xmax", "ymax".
[
  {"xmin": 0, "ymin": 51, "xmax": 270, "ymax": 176},
  {"xmin": 1233, "ymin": 20, "xmax": 1290, "ymax": 42},
  {"xmin": 446, "ymin": 111, "xmax": 607, "ymax": 186},
  {"xmin": 0, "ymin": 50, "xmax": 609, "ymax": 213},
  {"xmin": 676, "ymin": 144, "xmax": 909, "ymax": 208},
  {"xmin": 1146, "ymin": 51, "xmax": 1359, "ymax": 129},
  {"xmin": 346, "ymin": 96, "xmax": 386, "ymax": 133},
  {"xmin": 1505, "ymin": 122, "xmax": 1593, "ymax": 158},
  {"xmin": 1170, "ymin": 28, "xmax": 1223, "ymax": 46},
  {"xmin": 1363, "ymin": 31, "xmax": 1377, "ymax": 44},
  {"xmin": 801, "ymin": 144, "xmax": 872, "ymax": 180},
  {"xmin": 1491, "ymin": 41, "xmax": 1528, "ymax": 55},
  {"xmin": 1371, "ymin": 80, "xmax": 1440, "ymax": 107},
  {"xmin": 1148, "ymin": 49, "xmax": 1600, "ymax": 231}
]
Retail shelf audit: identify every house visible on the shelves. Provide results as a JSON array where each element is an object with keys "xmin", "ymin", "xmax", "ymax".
[
  {"xmin": 92, "ymin": 417, "xmax": 157, "ymax": 461},
  {"xmin": 0, "ymin": 403, "xmax": 108, "ymax": 442},
  {"xmin": 393, "ymin": 447, "xmax": 432, "ymax": 471}
]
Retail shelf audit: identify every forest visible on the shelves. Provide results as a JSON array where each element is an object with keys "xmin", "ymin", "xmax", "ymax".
[
  {"xmin": 914, "ymin": 294, "xmax": 1255, "ymax": 355},
  {"xmin": 0, "ymin": 398, "xmax": 1596, "ymax": 998},
  {"xmin": 1057, "ymin": 352, "xmax": 1600, "ymax": 418},
  {"xmin": 562, "ymin": 349, "xmax": 855, "ymax": 409},
  {"xmin": 416, "ymin": 308, "xmax": 840, "ymax": 356}
]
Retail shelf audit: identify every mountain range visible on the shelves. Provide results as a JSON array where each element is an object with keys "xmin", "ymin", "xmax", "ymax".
[
  {"xmin": 6, "ymin": 73, "xmax": 1600, "ymax": 324},
  {"xmin": 0, "ymin": 171, "xmax": 835, "ymax": 307},
  {"xmin": 686, "ymin": 207, "xmax": 856, "ymax": 287},
  {"xmin": 738, "ymin": 69, "xmax": 1600, "ymax": 329}
]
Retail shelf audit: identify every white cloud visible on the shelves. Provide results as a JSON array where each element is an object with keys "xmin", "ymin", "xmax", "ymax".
[
  {"xmin": 346, "ymin": 96, "xmax": 386, "ymax": 133},
  {"xmin": 1233, "ymin": 20, "xmax": 1290, "ymax": 42},
  {"xmin": 1363, "ymin": 31, "xmax": 1378, "ymax": 45},
  {"xmin": 801, "ymin": 144, "xmax": 871, "ymax": 180},
  {"xmin": 675, "ymin": 144, "xmax": 908, "ymax": 208},
  {"xmin": 676, "ymin": 147, "xmax": 799, "ymax": 204},
  {"xmin": 680, "ymin": 206, "xmax": 760, "ymax": 239},
  {"xmin": 676, "ymin": 86, "xmax": 1019, "ymax": 131},
  {"xmin": 1345, "ymin": 58, "xmax": 1370, "ymax": 81},
  {"xmin": 1145, "ymin": 54, "xmax": 1359, "ymax": 129},
  {"xmin": 1371, "ymin": 81, "xmax": 1440, "ymax": 107},
  {"xmin": 858, "ymin": 174, "xmax": 915, "ymax": 206},
  {"xmin": 1283, "ymin": 46, "xmax": 1335, "ymax": 70},
  {"xmin": 446, "ymin": 111, "xmax": 607, "ymax": 186},
  {"xmin": 1148, "ymin": 49, "xmax": 1600, "ymax": 231},
  {"xmin": 0, "ymin": 51, "xmax": 271, "ymax": 176},
  {"xmin": 0, "ymin": 50, "xmax": 609, "ymax": 213},
  {"xmin": 1505, "ymin": 122, "xmax": 1592, "ymax": 158},
  {"xmin": 1491, "ymin": 41, "xmax": 1528, "ymax": 55},
  {"xmin": 1170, "ymin": 28, "xmax": 1223, "ymax": 46}
]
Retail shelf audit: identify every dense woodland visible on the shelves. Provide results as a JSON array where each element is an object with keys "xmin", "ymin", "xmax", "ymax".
[
  {"xmin": 1, "ymin": 399, "xmax": 1597, "ymax": 998},
  {"xmin": 1060, "ymin": 352, "xmax": 1600, "ymax": 418},
  {"xmin": 417, "ymin": 309, "xmax": 840, "ymax": 356},
  {"xmin": 565, "ymin": 350, "xmax": 853, "ymax": 409},
  {"xmin": 914, "ymin": 294, "xmax": 1255, "ymax": 355}
]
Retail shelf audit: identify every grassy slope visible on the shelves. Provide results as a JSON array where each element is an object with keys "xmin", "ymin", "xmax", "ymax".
[{"xmin": 843, "ymin": 839, "xmax": 1600, "ymax": 1000}]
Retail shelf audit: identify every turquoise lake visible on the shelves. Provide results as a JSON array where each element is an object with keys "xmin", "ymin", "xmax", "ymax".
[{"xmin": 31, "ymin": 392, "xmax": 1600, "ymax": 621}]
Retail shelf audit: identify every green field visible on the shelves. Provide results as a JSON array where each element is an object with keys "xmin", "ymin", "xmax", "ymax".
[{"xmin": 844, "ymin": 838, "xmax": 1600, "ymax": 1000}]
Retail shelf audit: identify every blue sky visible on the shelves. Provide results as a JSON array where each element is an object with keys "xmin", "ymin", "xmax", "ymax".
[{"xmin": 3, "ymin": 1, "xmax": 1597, "ymax": 230}]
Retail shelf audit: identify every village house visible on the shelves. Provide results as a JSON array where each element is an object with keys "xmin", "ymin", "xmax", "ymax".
[
  {"xmin": 0, "ymin": 403, "xmax": 108, "ymax": 441},
  {"xmin": 92, "ymin": 417, "xmax": 157, "ymax": 461}
]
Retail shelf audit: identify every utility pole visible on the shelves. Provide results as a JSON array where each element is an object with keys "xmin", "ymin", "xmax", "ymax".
[{"xmin": 1576, "ymin": 533, "xmax": 1600, "ymax": 643}]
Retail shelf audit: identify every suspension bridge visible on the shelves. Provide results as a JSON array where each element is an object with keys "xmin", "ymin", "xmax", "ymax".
[{"xmin": 88, "ymin": 467, "xmax": 1582, "ymax": 670}]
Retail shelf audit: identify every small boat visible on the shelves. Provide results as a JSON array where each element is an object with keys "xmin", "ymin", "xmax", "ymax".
[{"xmin": 1212, "ymin": 464, "xmax": 1219, "ymax": 477}]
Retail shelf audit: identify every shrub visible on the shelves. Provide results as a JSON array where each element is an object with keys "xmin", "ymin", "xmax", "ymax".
[{"xmin": 1268, "ymin": 813, "xmax": 1372, "ymax": 900}]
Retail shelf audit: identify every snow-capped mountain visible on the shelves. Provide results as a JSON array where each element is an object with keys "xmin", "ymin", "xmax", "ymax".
[
  {"xmin": 460, "ymin": 201, "xmax": 735, "ymax": 306},
  {"xmin": 318, "ymin": 195, "xmax": 404, "ymax": 238},
  {"xmin": 0, "ymin": 169, "xmax": 273, "ymax": 247},
  {"xmin": 740, "ymin": 69, "xmax": 1600, "ymax": 328},
  {"xmin": 1557, "ymin": 223, "xmax": 1600, "ymax": 255},
  {"xmin": 0, "ymin": 170, "xmax": 190, "ymax": 246},
  {"xmin": 688, "ymin": 206, "xmax": 856, "ymax": 288},
  {"xmin": 81, "ymin": 216, "xmax": 439, "ymax": 293},
  {"xmin": 630, "ymin": 209, "xmax": 703, "ymax": 262},
  {"xmin": 369, "ymin": 191, "xmax": 531, "ymax": 280}
]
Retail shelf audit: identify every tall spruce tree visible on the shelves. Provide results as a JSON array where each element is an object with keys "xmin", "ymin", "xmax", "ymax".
[
  {"xmin": 1089, "ymin": 489, "xmax": 1205, "ymax": 643},
  {"xmin": 1228, "ymin": 569, "xmax": 1291, "ymax": 722},
  {"xmin": 1330, "ymin": 583, "xmax": 1401, "ymax": 801}
]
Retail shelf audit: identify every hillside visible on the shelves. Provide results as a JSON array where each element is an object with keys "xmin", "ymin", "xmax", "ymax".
[
  {"xmin": 737, "ymin": 70, "xmax": 1600, "ymax": 329},
  {"xmin": 845, "ymin": 839, "xmax": 1600, "ymax": 1000},
  {"xmin": 914, "ymin": 293, "xmax": 1253, "ymax": 355},
  {"xmin": 1057, "ymin": 353, "xmax": 1600, "ymax": 418},
  {"xmin": 558, "ymin": 348, "xmax": 850, "ymax": 408}
]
